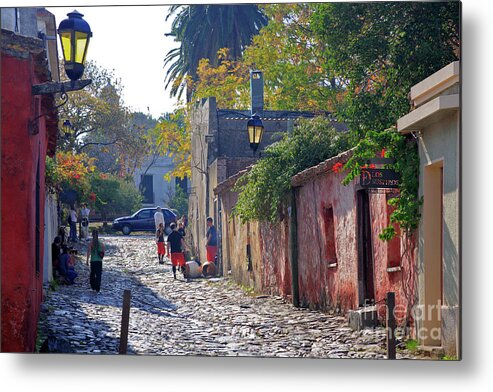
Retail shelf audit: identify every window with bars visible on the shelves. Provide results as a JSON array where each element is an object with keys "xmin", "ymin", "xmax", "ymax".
[{"xmin": 323, "ymin": 206, "xmax": 337, "ymax": 265}]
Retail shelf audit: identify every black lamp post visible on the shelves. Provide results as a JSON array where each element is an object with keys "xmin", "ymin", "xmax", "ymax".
[
  {"xmin": 32, "ymin": 10, "xmax": 92, "ymax": 96},
  {"xmin": 29, "ymin": 11, "xmax": 93, "ymax": 134},
  {"xmin": 58, "ymin": 10, "xmax": 92, "ymax": 81},
  {"xmin": 247, "ymin": 114, "xmax": 264, "ymax": 155}
]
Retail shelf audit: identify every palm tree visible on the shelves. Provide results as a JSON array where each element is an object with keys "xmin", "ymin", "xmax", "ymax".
[{"xmin": 164, "ymin": 4, "xmax": 268, "ymax": 101}]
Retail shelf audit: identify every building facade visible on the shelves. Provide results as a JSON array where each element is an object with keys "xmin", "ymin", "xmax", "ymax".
[
  {"xmin": 1, "ymin": 7, "xmax": 60, "ymax": 351},
  {"xmin": 189, "ymin": 92, "xmax": 345, "ymax": 264},
  {"xmin": 215, "ymin": 149, "xmax": 417, "ymax": 325},
  {"xmin": 133, "ymin": 155, "xmax": 180, "ymax": 208},
  {"xmin": 398, "ymin": 61, "xmax": 461, "ymax": 358}
]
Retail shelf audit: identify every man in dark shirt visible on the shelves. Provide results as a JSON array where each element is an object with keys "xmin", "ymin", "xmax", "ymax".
[
  {"xmin": 206, "ymin": 217, "xmax": 217, "ymax": 263},
  {"xmin": 52, "ymin": 236, "xmax": 61, "ymax": 277},
  {"xmin": 167, "ymin": 222, "xmax": 186, "ymax": 279}
]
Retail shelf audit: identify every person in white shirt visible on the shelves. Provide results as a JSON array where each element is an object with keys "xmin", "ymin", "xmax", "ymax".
[
  {"xmin": 69, "ymin": 206, "xmax": 78, "ymax": 242},
  {"xmin": 80, "ymin": 203, "xmax": 90, "ymax": 240},
  {"xmin": 154, "ymin": 206, "xmax": 165, "ymax": 231}
]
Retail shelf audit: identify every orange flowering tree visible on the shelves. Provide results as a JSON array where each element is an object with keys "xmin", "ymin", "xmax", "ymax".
[{"xmin": 46, "ymin": 151, "xmax": 96, "ymax": 204}]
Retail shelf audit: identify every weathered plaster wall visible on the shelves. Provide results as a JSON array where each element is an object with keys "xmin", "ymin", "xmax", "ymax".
[
  {"xmin": 1, "ymin": 52, "xmax": 47, "ymax": 352},
  {"xmin": 217, "ymin": 150, "xmax": 415, "ymax": 321},
  {"xmin": 369, "ymin": 193, "xmax": 415, "ymax": 325},
  {"xmin": 189, "ymin": 98, "xmax": 217, "ymax": 262},
  {"xmin": 219, "ymin": 189, "xmax": 291, "ymax": 297},
  {"xmin": 418, "ymin": 112, "xmax": 460, "ymax": 355},
  {"xmin": 295, "ymin": 168, "xmax": 359, "ymax": 312}
]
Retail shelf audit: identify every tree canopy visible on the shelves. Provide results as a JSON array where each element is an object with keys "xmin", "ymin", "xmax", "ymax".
[
  {"xmin": 164, "ymin": 4, "xmax": 268, "ymax": 101},
  {"xmin": 57, "ymin": 61, "xmax": 153, "ymax": 177},
  {"xmin": 310, "ymin": 1, "xmax": 460, "ymax": 133}
]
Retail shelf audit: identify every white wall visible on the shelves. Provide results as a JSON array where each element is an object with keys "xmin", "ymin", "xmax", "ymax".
[
  {"xmin": 133, "ymin": 155, "xmax": 176, "ymax": 207},
  {"xmin": 43, "ymin": 192, "xmax": 58, "ymax": 283}
]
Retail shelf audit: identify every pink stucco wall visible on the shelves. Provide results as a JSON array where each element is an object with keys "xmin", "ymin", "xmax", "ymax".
[
  {"xmin": 217, "ymin": 150, "xmax": 417, "ymax": 324},
  {"xmin": 295, "ymin": 168, "xmax": 359, "ymax": 312}
]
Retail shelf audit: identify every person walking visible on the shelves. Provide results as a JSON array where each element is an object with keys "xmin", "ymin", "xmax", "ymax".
[
  {"xmin": 80, "ymin": 203, "xmax": 90, "ymax": 241},
  {"xmin": 205, "ymin": 217, "xmax": 217, "ymax": 263},
  {"xmin": 86, "ymin": 229, "xmax": 105, "ymax": 293},
  {"xmin": 154, "ymin": 206, "xmax": 165, "ymax": 231},
  {"xmin": 156, "ymin": 222, "xmax": 166, "ymax": 264},
  {"xmin": 166, "ymin": 222, "xmax": 186, "ymax": 279},
  {"xmin": 69, "ymin": 205, "xmax": 78, "ymax": 242}
]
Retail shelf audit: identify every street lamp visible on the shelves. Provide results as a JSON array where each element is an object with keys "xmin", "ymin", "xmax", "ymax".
[
  {"xmin": 62, "ymin": 119, "xmax": 73, "ymax": 139},
  {"xmin": 247, "ymin": 114, "xmax": 264, "ymax": 155},
  {"xmin": 58, "ymin": 10, "xmax": 92, "ymax": 81}
]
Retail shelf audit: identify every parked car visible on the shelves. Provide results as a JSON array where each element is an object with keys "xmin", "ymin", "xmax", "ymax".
[{"xmin": 112, "ymin": 207, "xmax": 177, "ymax": 235}]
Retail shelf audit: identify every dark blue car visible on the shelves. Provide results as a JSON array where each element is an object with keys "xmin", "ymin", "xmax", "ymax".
[{"xmin": 112, "ymin": 207, "xmax": 177, "ymax": 235}]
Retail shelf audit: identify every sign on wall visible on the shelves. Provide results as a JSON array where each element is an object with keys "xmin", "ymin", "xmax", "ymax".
[{"xmin": 360, "ymin": 168, "xmax": 400, "ymax": 189}]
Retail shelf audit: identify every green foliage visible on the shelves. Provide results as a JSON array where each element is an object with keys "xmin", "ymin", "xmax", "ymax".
[
  {"xmin": 190, "ymin": 4, "xmax": 332, "ymax": 112},
  {"xmin": 168, "ymin": 186, "xmax": 189, "ymax": 217},
  {"xmin": 244, "ymin": 3, "xmax": 331, "ymax": 112},
  {"xmin": 308, "ymin": 2, "xmax": 458, "ymax": 240},
  {"xmin": 58, "ymin": 61, "xmax": 153, "ymax": 177},
  {"xmin": 233, "ymin": 117, "xmax": 352, "ymax": 223},
  {"xmin": 405, "ymin": 339, "xmax": 419, "ymax": 351},
  {"xmin": 89, "ymin": 173, "xmax": 142, "ymax": 219},
  {"xmin": 45, "ymin": 155, "xmax": 62, "ymax": 194},
  {"xmin": 48, "ymin": 279, "xmax": 59, "ymax": 292},
  {"xmin": 310, "ymin": 1, "xmax": 460, "ymax": 134},
  {"xmin": 342, "ymin": 127, "xmax": 422, "ymax": 239},
  {"xmin": 441, "ymin": 355, "xmax": 458, "ymax": 361}
]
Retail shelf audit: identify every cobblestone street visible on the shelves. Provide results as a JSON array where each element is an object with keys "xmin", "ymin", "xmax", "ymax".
[{"xmin": 38, "ymin": 235, "xmax": 424, "ymax": 359}]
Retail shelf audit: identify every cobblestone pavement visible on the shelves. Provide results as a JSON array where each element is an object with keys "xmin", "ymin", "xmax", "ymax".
[{"xmin": 38, "ymin": 235, "xmax": 426, "ymax": 359}]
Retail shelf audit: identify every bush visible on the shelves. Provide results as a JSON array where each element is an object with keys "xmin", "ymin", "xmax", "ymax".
[
  {"xmin": 89, "ymin": 173, "xmax": 142, "ymax": 221},
  {"xmin": 168, "ymin": 186, "xmax": 189, "ymax": 217},
  {"xmin": 233, "ymin": 116, "xmax": 352, "ymax": 223}
]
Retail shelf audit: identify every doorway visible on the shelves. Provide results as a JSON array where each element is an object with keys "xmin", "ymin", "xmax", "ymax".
[
  {"xmin": 422, "ymin": 161, "xmax": 444, "ymax": 346},
  {"xmin": 357, "ymin": 190, "xmax": 375, "ymax": 306}
]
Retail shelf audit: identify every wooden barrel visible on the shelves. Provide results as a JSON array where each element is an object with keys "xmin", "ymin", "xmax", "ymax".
[
  {"xmin": 201, "ymin": 261, "xmax": 216, "ymax": 277},
  {"xmin": 185, "ymin": 261, "xmax": 202, "ymax": 279}
]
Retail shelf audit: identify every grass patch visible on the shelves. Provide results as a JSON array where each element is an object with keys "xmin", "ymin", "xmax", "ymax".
[
  {"xmin": 405, "ymin": 339, "xmax": 419, "ymax": 351},
  {"xmin": 441, "ymin": 355, "xmax": 458, "ymax": 361},
  {"xmin": 48, "ymin": 279, "xmax": 59, "ymax": 292},
  {"xmin": 239, "ymin": 284, "xmax": 256, "ymax": 297}
]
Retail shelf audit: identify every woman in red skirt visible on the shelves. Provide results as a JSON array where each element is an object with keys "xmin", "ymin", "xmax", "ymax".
[{"xmin": 156, "ymin": 222, "xmax": 166, "ymax": 264}]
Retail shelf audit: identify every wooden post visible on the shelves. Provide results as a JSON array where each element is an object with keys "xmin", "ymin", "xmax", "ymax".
[
  {"xmin": 386, "ymin": 292, "xmax": 396, "ymax": 359},
  {"xmin": 119, "ymin": 289, "xmax": 131, "ymax": 354},
  {"xmin": 289, "ymin": 188, "xmax": 299, "ymax": 307}
]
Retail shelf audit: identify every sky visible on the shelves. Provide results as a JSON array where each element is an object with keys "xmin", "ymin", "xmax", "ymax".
[{"xmin": 47, "ymin": 5, "xmax": 181, "ymax": 120}]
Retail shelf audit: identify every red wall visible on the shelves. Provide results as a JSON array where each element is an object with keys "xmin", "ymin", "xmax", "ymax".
[
  {"xmin": 294, "ymin": 162, "xmax": 416, "ymax": 325},
  {"xmin": 259, "ymin": 219, "xmax": 291, "ymax": 297},
  {"xmin": 369, "ymin": 194, "xmax": 416, "ymax": 324},
  {"xmin": 296, "ymin": 169, "xmax": 359, "ymax": 312},
  {"xmin": 1, "ymin": 53, "xmax": 48, "ymax": 352},
  {"xmin": 218, "ymin": 155, "xmax": 417, "ymax": 326}
]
